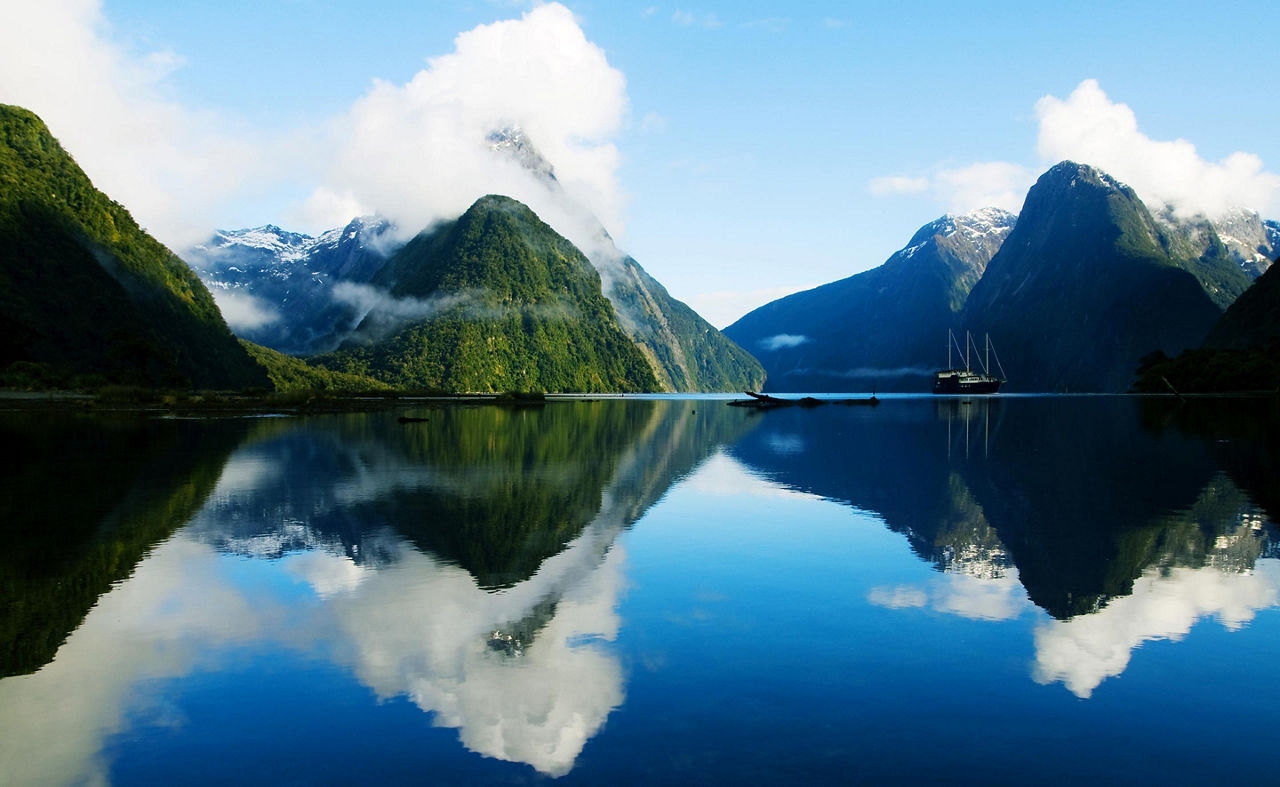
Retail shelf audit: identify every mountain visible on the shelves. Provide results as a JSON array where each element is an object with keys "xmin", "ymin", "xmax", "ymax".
[
  {"xmin": 0, "ymin": 105, "xmax": 267, "ymax": 389},
  {"xmin": 962, "ymin": 162, "xmax": 1252, "ymax": 392},
  {"xmin": 1205, "ymin": 256, "xmax": 1280, "ymax": 350},
  {"xmin": 186, "ymin": 128, "xmax": 762, "ymax": 392},
  {"xmin": 1205, "ymin": 207, "xmax": 1278, "ymax": 279},
  {"xmin": 487, "ymin": 127, "xmax": 764, "ymax": 392},
  {"xmin": 185, "ymin": 217, "xmax": 396, "ymax": 355},
  {"xmin": 607, "ymin": 253, "xmax": 765, "ymax": 391},
  {"xmin": 1131, "ymin": 253, "xmax": 1280, "ymax": 392},
  {"xmin": 312, "ymin": 195, "xmax": 659, "ymax": 393},
  {"xmin": 723, "ymin": 208, "xmax": 1017, "ymax": 392}
]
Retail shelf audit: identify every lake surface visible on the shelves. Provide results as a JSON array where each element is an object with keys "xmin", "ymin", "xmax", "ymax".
[{"xmin": 2, "ymin": 396, "xmax": 1279, "ymax": 784}]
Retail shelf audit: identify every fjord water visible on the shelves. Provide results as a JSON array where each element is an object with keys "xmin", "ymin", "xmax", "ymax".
[{"xmin": 2, "ymin": 397, "xmax": 1278, "ymax": 784}]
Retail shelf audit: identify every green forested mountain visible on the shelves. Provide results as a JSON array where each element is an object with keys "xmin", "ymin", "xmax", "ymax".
[
  {"xmin": 239, "ymin": 339, "xmax": 389, "ymax": 393},
  {"xmin": 724, "ymin": 208, "xmax": 1016, "ymax": 392},
  {"xmin": 0, "ymin": 105, "xmax": 267, "ymax": 389},
  {"xmin": 486, "ymin": 126, "xmax": 763, "ymax": 392},
  {"xmin": 608, "ymin": 252, "xmax": 765, "ymax": 392},
  {"xmin": 314, "ymin": 195, "xmax": 658, "ymax": 392},
  {"xmin": 963, "ymin": 162, "xmax": 1251, "ymax": 392}
]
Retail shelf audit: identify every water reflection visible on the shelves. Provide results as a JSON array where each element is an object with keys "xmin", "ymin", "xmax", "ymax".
[
  {"xmin": 0, "ymin": 401, "xmax": 754, "ymax": 781},
  {"xmin": 729, "ymin": 397, "xmax": 1280, "ymax": 695},
  {"xmin": 4, "ymin": 395, "xmax": 1280, "ymax": 781}
]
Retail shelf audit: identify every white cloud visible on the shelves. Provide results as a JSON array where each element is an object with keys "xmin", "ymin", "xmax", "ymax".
[
  {"xmin": 0, "ymin": 0, "xmax": 272, "ymax": 249},
  {"xmin": 210, "ymin": 290, "xmax": 281, "ymax": 331},
  {"xmin": 303, "ymin": 3, "xmax": 630, "ymax": 255},
  {"xmin": 1032, "ymin": 560, "xmax": 1280, "ymax": 698},
  {"xmin": 759, "ymin": 333, "xmax": 809, "ymax": 351},
  {"xmin": 682, "ymin": 451, "xmax": 825, "ymax": 501},
  {"xmin": 932, "ymin": 162, "xmax": 1035, "ymax": 214},
  {"xmin": 0, "ymin": 2, "xmax": 630, "ymax": 260},
  {"xmin": 1035, "ymin": 79, "xmax": 1280, "ymax": 218},
  {"xmin": 868, "ymin": 79, "xmax": 1280, "ymax": 219},
  {"xmin": 868, "ymin": 571, "xmax": 1030, "ymax": 621},
  {"xmin": 930, "ymin": 572, "xmax": 1028, "ymax": 622},
  {"xmin": 867, "ymin": 164, "xmax": 1033, "ymax": 215},
  {"xmin": 867, "ymin": 585, "xmax": 928, "ymax": 609}
]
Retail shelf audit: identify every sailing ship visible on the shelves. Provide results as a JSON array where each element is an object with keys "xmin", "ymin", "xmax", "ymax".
[{"xmin": 933, "ymin": 330, "xmax": 1005, "ymax": 394}]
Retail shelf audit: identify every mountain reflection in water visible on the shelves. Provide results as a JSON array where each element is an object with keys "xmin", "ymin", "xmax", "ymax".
[
  {"xmin": 0, "ymin": 401, "xmax": 751, "ymax": 783},
  {"xmin": 729, "ymin": 396, "xmax": 1280, "ymax": 696},
  {"xmin": 1, "ymin": 396, "xmax": 1278, "ymax": 782}
]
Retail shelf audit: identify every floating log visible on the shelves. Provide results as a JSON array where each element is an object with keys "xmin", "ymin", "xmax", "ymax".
[
  {"xmin": 728, "ymin": 391, "xmax": 879, "ymax": 409},
  {"xmin": 397, "ymin": 415, "xmax": 430, "ymax": 423}
]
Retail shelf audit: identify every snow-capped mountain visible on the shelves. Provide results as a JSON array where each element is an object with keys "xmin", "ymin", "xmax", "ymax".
[
  {"xmin": 1154, "ymin": 206, "xmax": 1278, "ymax": 279},
  {"xmin": 1209, "ymin": 207, "xmax": 1278, "ymax": 278},
  {"xmin": 186, "ymin": 216, "xmax": 396, "ymax": 355},
  {"xmin": 723, "ymin": 206, "xmax": 1017, "ymax": 392},
  {"xmin": 487, "ymin": 126, "xmax": 558, "ymax": 187}
]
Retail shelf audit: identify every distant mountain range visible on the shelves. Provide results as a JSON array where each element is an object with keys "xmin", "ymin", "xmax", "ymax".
[
  {"xmin": 6, "ymin": 98, "xmax": 1278, "ymax": 396},
  {"xmin": 187, "ymin": 217, "xmax": 395, "ymax": 356},
  {"xmin": 724, "ymin": 208, "xmax": 1016, "ymax": 392},
  {"xmin": 0, "ymin": 104, "xmax": 267, "ymax": 390},
  {"xmin": 187, "ymin": 127, "xmax": 763, "ymax": 393},
  {"xmin": 729, "ymin": 160, "xmax": 1269, "ymax": 393}
]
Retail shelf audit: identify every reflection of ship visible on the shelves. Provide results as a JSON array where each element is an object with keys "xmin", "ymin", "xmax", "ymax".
[{"xmin": 933, "ymin": 330, "xmax": 1005, "ymax": 394}]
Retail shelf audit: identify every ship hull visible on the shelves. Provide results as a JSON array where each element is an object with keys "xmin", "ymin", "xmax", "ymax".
[{"xmin": 932, "ymin": 372, "xmax": 1002, "ymax": 395}]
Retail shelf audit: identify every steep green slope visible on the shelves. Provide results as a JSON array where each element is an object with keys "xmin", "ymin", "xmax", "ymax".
[
  {"xmin": 239, "ymin": 339, "xmax": 389, "ymax": 392},
  {"xmin": 314, "ymin": 195, "xmax": 658, "ymax": 393},
  {"xmin": 608, "ymin": 254, "xmax": 764, "ymax": 391},
  {"xmin": 724, "ymin": 208, "xmax": 1015, "ymax": 392},
  {"xmin": 0, "ymin": 105, "xmax": 267, "ymax": 389},
  {"xmin": 964, "ymin": 162, "xmax": 1249, "ymax": 392}
]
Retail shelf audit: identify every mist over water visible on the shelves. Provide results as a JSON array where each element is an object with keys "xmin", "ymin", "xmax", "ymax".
[{"xmin": 1, "ymin": 397, "xmax": 1278, "ymax": 783}]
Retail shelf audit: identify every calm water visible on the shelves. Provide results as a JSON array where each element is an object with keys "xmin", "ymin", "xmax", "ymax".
[{"xmin": 2, "ymin": 396, "xmax": 1279, "ymax": 784}]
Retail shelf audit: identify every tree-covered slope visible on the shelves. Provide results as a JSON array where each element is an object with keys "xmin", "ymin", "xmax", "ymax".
[
  {"xmin": 0, "ymin": 105, "xmax": 267, "ymax": 389},
  {"xmin": 488, "ymin": 126, "xmax": 763, "ymax": 392},
  {"xmin": 964, "ymin": 162, "xmax": 1250, "ymax": 392},
  {"xmin": 239, "ymin": 339, "xmax": 389, "ymax": 392},
  {"xmin": 724, "ymin": 208, "xmax": 1015, "ymax": 392},
  {"xmin": 608, "ymin": 253, "xmax": 764, "ymax": 391},
  {"xmin": 313, "ymin": 195, "xmax": 658, "ymax": 393}
]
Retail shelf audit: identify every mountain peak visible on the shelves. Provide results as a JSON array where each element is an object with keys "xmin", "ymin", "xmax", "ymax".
[
  {"xmin": 900, "ymin": 207, "xmax": 1017, "ymax": 260},
  {"xmin": 487, "ymin": 126, "xmax": 558, "ymax": 186},
  {"xmin": 1040, "ymin": 160, "xmax": 1127, "ymax": 193}
]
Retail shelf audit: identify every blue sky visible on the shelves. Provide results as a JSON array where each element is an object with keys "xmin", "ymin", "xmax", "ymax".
[{"xmin": 3, "ymin": 1, "xmax": 1278, "ymax": 326}]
